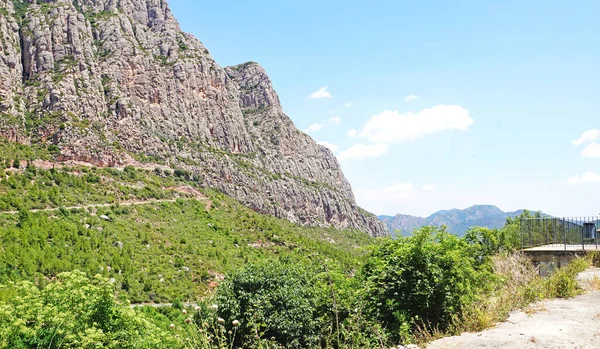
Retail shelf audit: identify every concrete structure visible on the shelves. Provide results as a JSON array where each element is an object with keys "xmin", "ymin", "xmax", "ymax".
[{"xmin": 522, "ymin": 244, "xmax": 599, "ymax": 275}]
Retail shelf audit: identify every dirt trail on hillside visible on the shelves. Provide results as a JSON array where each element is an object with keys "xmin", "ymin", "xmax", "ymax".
[{"xmin": 426, "ymin": 268, "xmax": 600, "ymax": 349}]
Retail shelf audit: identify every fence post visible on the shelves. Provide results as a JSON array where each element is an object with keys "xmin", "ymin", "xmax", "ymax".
[
  {"xmin": 563, "ymin": 218, "xmax": 566, "ymax": 251},
  {"xmin": 520, "ymin": 218, "xmax": 523, "ymax": 250},
  {"xmin": 582, "ymin": 217, "xmax": 585, "ymax": 251}
]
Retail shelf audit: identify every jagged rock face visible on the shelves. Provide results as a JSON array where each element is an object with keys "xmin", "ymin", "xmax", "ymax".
[{"xmin": 0, "ymin": 0, "xmax": 388, "ymax": 237}]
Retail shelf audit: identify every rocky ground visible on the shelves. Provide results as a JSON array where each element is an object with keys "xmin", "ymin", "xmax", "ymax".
[{"xmin": 425, "ymin": 268, "xmax": 600, "ymax": 349}]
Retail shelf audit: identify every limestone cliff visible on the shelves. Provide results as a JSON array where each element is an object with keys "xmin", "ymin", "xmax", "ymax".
[{"xmin": 0, "ymin": 0, "xmax": 387, "ymax": 236}]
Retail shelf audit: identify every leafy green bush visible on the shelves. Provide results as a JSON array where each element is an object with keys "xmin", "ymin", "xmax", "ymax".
[
  {"xmin": 215, "ymin": 257, "xmax": 322, "ymax": 348},
  {"xmin": 0, "ymin": 271, "xmax": 178, "ymax": 348},
  {"xmin": 361, "ymin": 227, "xmax": 490, "ymax": 342},
  {"xmin": 544, "ymin": 257, "xmax": 588, "ymax": 298}
]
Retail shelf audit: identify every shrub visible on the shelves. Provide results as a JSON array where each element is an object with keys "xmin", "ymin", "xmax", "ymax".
[
  {"xmin": 215, "ymin": 257, "xmax": 322, "ymax": 348},
  {"xmin": 361, "ymin": 227, "xmax": 489, "ymax": 342},
  {"xmin": 544, "ymin": 257, "xmax": 588, "ymax": 298},
  {"xmin": 0, "ymin": 271, "xmax": 179, "ymax": 348}
]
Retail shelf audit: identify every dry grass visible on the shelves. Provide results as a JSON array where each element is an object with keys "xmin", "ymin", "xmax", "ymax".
[
  {"xmin": 588, "ymin": 276, "xmax": 600, "ymax": 291},
  {"xmin": 453, "ymin": 254, "xmax": 544, "ymax": 333},
  {"xmin": 413, "ymin": 323, "xmax": 445, "ymax": 347},
  {"xmin": 415, "ymin": 253, "xmax": 593, "ymax": 346},
  {"xmin": 524, "ymin": 303, "xmax": 547, "ymax": 316}
]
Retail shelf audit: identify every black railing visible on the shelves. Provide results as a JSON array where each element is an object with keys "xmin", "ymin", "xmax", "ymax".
[{"xmin": 520, "ymin": 217, "xmax": 600, "ymax": 250}]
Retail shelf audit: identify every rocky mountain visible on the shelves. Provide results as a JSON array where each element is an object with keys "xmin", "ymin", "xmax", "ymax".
[
  {"xmin": 379, "ymin": 205, "xmax": 525, "ymax": 237},
  {"xmin": 0, "ymin": 0, "xmax": 387, "ymax": 236}
]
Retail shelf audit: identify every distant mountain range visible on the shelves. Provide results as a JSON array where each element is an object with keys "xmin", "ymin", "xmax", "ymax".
[{"xmin": 378, "ymin": 205, "xmax": 525, "ymax": 237}]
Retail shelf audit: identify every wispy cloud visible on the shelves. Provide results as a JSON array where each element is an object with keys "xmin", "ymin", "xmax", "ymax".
[
  {"xmin": 306, "ymin": 123, "xmax": 323, "ymax": 132},
  {"xmin": 355, "ymin": 182, "xmax": 415, "ymax": 203},
  {"xmin": 345, "ymin": 102, "xmax": 352, "ymax": 108},
  {"xmin": 354, "ymin": 182, "xmax": 441, "ymax": 214},
  {"xmin": 581, "ymin": 143, "xmax": 600, "ymax": 158},
  {"xmin": 405, "ymin": 95, "xmax": 419, "ymax": 102},
  {"xmin": 568, "ymin": 172, "xmax": 600, "ymax": 185},
  {"xmin": 305, "ymin": 116, "xmax": 342, "ymax": 133},
  {"xmin": 422, "ymin": 184, "xmax": 438, "ymax": 192},
  {"xmin": 327, "ymin": 116, "xmax": 341, "ymax": 125},
  {"xmin": 572, "ymin": 129, "xmax": 600, "ymax": 145},
  {"xmin": 317, "ymin": 141, "xmax": 340, "ymax": 153},
  {"xmin": 349, "ymin": 105, "xmax": 473, "ymax": 144},
  {"xmin": 308, "ymin": 86, "xmax": 333, "ymax": 99},
  {"xmin": 338, "ymin": 143, "xmax": 389, "ymax": 161}
]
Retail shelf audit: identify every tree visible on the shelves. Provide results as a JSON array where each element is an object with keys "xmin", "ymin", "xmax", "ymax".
[
  {"xmin": 215, "ymin": 257, "xmax": 322, "ymax": 348},
  {"xmin": 361, "ymin": 227, "xmax": 489, "ymax": 342}
]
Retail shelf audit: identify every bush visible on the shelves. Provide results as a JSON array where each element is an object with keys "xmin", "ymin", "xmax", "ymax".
[
  {"xmin": 544, "ymin": 257, "xmax": 588, "ymax": 298},
  {"xmin": 361, "ymin": 227, "xmax": 490, "ymax": 342},
  {"xmin": 215, "ymin": 257, "xmax": 322, "ymax": 348},
  {"xmin": 0, "ymin": 271, "xmax": 179, "ymax": 348}
]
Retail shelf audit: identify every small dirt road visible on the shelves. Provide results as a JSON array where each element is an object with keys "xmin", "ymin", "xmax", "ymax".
[{"xmin": 426, "ymin": 268, "xmax": 600, "ymax": 349}]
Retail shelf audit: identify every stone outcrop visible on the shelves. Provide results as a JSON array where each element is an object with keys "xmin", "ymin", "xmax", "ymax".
[{"xmin": 0, "ymin": 0, "xmax": 388, "ymax": 237}]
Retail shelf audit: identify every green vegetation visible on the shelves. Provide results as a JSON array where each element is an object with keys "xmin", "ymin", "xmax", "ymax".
[
  {"xmin": 0, "ymin": 271, "xmax": 177, "ymax": 348},
  {"xmin": 216, "ymin": 258, "xmax": 322, "ymax": 348},
  {"xmin": 361, "ymin": 228, "xmax": 491, "ymax": 342},
  {"xmin": 0, "ymin": 140, "xmax": 593, "ymax": 348},
  {"xmin": 0, "ymin": 142, "xmax": 53, "ymax": 163}
]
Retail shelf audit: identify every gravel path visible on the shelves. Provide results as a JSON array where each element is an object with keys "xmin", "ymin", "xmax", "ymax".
[{"xmin": 426, "ymin": 268, "xmax": 600, "ymax": 349}]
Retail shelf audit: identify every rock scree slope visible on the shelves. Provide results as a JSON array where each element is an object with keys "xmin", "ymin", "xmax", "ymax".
[{"xmin": 0, "ymin": 0, "xmax": 387, "ymax": 237}]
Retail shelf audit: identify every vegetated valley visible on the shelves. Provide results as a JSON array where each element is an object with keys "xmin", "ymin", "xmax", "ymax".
[{"xmin": 0, "ymin": 0, "xmax": 594, "ymax": 348}]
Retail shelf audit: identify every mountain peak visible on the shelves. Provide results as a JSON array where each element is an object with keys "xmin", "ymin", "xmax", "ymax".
[
  {"xmin": 380, "ymin": 205, "xmax": 523, "ymax": 237},
  {"xmin": 0, "ymin": 0, "xmax": 387, "ymax": 236}
]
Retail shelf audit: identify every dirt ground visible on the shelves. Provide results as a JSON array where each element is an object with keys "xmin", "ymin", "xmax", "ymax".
[{"xmin": 426, "ymin": 268, "xmax": 600, "ymax": 349}]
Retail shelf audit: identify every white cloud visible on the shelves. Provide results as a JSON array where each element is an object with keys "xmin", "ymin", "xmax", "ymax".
[
  {"xmin": 306, "ymin": 123, "xmax": 323, "ymax": 133},
  {"xmin": 345, "ymin": 102, "xmax": 352, "ymax": 108},
  {"xmin": 581, "ymin": 143, "xmax": 600, "ymax": 158},
  {"xmin": 306, "ymin": 116, "xmax": 342, "ymax": 133},
  {"xmin": 354, "ymin": 183, "xmax": 415, "ymax": 213},
  {"xmin": 346, "ymin": 129, "xmax": 358, "ymax": 137},
  {"xmin": 317, "ymin": 141, "xmax": 340, "ymax": 153},
  {"xmin": 572, "ymin": 129, "xmax": 600, "ymax": 145},
  {"xmin": 308, "ymin": 86, "xmax": 333, "ymax": 99},
  {"xmin": 338, "ymin": 143, "xmax": 389, "ymax": 161},
  {"xmin": 327, "ymin": 116, "xmax": 342, "ymax": 125},
  {"xmin": 422, "ymin": 184, "xmax": 438, "ymax": 192},
  {"xmin": 568, "ymin": 172, "xmax": 600, "ymax": 185},
  {"xmin": 356, "ymin": 182, "xmax": 415, "ymax": 200},
  {"xmin": 353, "ymin": 105, "xmax": 473, "ymax": 144},
  {"xmin": 405, "ymin": 95, "xmax": 419, "ymax": 102},
  {"xmin": 329, "ymin": 109, "xmax": 338, "ymax": 114}
]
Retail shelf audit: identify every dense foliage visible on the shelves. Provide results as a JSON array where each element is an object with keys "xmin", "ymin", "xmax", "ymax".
[
  {"xmin": 361, "ymin": 227, "xmax": 492, "ymax": 342},
  {"xmin": 216, "ymin": 258, "xmax": 321, "ymax": 348},
  {"xmin": 0, "ymin": 141, "xmax": 593, "ymax": 348},
  {"xmin": 0, "ymin": 195, "xmax": 372, "ymax": 303},
  {"xmin": 0, "ymin": 271, "xmax": 177, "ymax": 348}
]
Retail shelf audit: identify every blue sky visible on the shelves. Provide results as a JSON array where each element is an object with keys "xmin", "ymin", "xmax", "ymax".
[{"xmin": 169, "ymin": 0, "xmax": 600, "ymax": 217}]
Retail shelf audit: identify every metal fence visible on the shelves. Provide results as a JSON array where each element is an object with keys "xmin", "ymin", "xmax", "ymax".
[{"xmin": 520, "ymin": 216, "xmax": 600, "ymax": 250}]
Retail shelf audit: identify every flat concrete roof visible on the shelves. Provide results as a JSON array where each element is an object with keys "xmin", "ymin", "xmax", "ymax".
[{"xmin": 523, "ymin": 244, "xmax": 600, "ymax": 252}]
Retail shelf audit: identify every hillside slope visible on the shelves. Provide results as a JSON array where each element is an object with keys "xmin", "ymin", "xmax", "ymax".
[
  {"xmin": 0, "ymin": 0, "xmax": 386, "ymax": 236},
  {"xmin": 380, "ymin": 205, "xmax": 525, "ymax": 236},
  {"xmin": 0, "ymin": 154, "xmax": 376, "ymax": 302}
]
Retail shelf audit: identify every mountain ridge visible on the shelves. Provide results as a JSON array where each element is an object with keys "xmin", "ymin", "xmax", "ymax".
[
  {"xmin": 379, "ymin": 205, "xmax": 525, "ymax": 236},
  {"xmin": 0, "ymin": 0, "xmax": 387, "ymax": 236}
]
